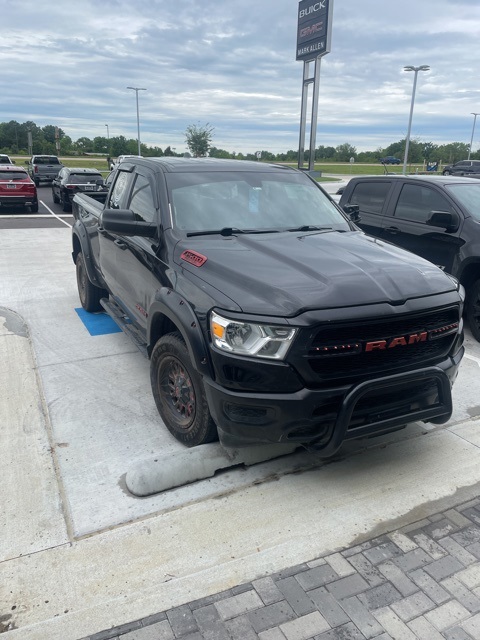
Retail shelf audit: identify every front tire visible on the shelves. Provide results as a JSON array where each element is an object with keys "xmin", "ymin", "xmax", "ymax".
[
  {"xmin": 466, "ymin": 279, "xmax": 480, "ymax": 342},
  {"xmin": 151, "ymin": 332, "xmax": 218, "ymax": 447},
  {"xmin": 443, "ymin": 170, "xmax": 451, "ymax": 176},
  {"xmin": 75, "ymin": 252, "xmax": 107, "ymax": 312}
]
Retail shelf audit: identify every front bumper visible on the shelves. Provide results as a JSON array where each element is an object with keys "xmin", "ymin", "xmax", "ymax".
[{"xmin": 204, "ymin": 347, "xmax": 463, "ymax": 456}]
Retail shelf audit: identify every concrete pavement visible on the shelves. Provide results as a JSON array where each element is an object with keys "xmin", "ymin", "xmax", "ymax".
[{"xmin": 2, "ymin": 224, "xmax": 480, "ymax": 640}]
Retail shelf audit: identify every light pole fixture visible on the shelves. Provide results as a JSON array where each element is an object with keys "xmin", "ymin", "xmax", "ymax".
[
  {"xmin": 468, "ymin": 113, "xmax": 479, "ymax": 160},
  {"xmin": 127, "ymin": 86, "xmax": 147, "ymax": 156},
  {"xmin": 402, "ymin": 65, "xmax": 430, "ymax": 175}
]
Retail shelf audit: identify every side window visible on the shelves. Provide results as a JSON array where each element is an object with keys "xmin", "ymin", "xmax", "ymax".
[
  {"xmin": 107, "ymin": 170, "xmax": 131, "ymax": 209},
  {"xmin": 349, "ymin": 181, "xmax": 391, "ymax": 214},
  {"xmin": 128, "ymin": 174, "xmax": 156, "ymax": 223},
  {"xmin": 394, "ymin": 184, "xmax": 453, "ymax": 223}
]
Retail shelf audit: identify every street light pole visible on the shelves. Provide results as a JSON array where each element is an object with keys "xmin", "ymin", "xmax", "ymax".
[
  {"xmin": 402, "ymin": 65, "xmax": 430, "ymax": 175},
  {"xmin": 105, "ymin": 124, "xmax": 110, "ymax": 157},
  {"xmin": 468, "ymin": 113, "xmax": 479, "ymax": 161},
  {"xmin": 126, "ymin": 86, "xmax": 146, "ymax": 156}
]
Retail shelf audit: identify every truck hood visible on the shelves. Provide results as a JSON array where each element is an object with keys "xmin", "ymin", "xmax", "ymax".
[{"xmin": 174, "ymin": 230, "xmax": 457, "ymax": 316}]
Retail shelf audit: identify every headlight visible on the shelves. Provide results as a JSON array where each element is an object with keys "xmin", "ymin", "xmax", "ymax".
[
  {"xmin": 210, "ymin": 312, "xmax": 297, "ymax": 360},
  {"xmin": 446, "ymin": 275, "xmax": 465, "ymax": 304}
]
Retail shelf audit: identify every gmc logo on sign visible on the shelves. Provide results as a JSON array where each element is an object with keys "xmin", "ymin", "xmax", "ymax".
[{"xmin": 300, "ymin": 21, "xmax": 324, "ymax": 38}]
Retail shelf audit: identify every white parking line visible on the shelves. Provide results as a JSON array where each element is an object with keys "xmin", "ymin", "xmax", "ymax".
[{"xmin": 40, "ymin": 200, "xmax": 72, "ymax": 228}]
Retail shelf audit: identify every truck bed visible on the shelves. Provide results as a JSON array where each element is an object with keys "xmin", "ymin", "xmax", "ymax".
[{"xmin": 72, "ymin": 192, "xmax": 105, "ymax": 220}]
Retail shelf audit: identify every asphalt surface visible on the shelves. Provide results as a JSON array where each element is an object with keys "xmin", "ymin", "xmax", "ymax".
[{"xmin": 0, "ymin": 183, "xmax": 73, "ymax": 229}]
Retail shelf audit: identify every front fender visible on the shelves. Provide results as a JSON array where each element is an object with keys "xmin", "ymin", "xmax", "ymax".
[
  {"xmin": 72, "ymin": 221, "xmax": 106, "ymax": 290},
  {"xmin": 148, "ymin": 287, "xmax": 214, "ymax": 379}
]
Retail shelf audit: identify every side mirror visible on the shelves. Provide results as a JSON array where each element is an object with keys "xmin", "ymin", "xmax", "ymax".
[
  {"xmin": 426, "ymin": 210, "xmax": 460, "ymax": 233},
  {"xmin": 24, "ymin": 160, "xmax": 29, "ymax": 165},
  {"xmin": 101, "ymin": 209, "xmax": 157, "ymax": 238},
  {"xmin": 343, "ymin": 203, "xmax": 361, "ymax": 223}
]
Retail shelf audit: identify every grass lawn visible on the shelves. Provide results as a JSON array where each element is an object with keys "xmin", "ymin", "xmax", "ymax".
[{"xmin": 13, "ymin": 155, "xmax": 111, "ymax": 172}]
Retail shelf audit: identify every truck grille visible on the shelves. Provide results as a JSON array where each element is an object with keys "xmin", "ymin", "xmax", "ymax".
[{"xmin": 306, "ymin": 307, "xmax": 459, "ymax": 384}]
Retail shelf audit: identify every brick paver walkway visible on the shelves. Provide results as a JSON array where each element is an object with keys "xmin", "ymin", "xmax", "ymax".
[{"xmin": 83, "ymin": 497, "xmax": 480, "ymax": 640}]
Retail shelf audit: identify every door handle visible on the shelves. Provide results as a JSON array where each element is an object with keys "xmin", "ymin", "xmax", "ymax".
[
  {"xmin": 385, "ymin": 226, "xmax": 400, "ymax": 235},
  {"xmin": 114, "ymin": 238, "xmax": 128, "ymax": 250}
]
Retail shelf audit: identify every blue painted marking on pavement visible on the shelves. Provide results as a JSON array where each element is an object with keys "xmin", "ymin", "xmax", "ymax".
[{"xmin": 75, "ymin": 308, "xmax": 122, "ymax": 336}]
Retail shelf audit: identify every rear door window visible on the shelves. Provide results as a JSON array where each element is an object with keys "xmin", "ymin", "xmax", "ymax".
[
  {"xmin": 349, "ymin": 181, "xmax": 391, "ymax": 214},
  {"xmin": 107, "ymin": 170, "xmax": 132, "ymax": 209}
]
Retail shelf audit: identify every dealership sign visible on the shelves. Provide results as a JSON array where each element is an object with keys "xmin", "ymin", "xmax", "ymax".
[{"xmin": 296, "ymin": 0, "xmax": 333, "ymax": 61}]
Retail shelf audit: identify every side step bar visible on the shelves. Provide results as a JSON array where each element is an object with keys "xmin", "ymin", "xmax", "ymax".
[{"xmin": 100, "ymin": 298, "xmax": 148, "ymax": 358}]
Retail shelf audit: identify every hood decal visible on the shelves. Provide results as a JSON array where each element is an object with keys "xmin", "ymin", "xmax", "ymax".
[{"xmin": 180, "ymin": 250, "xmax": 208, "ymax": 267}]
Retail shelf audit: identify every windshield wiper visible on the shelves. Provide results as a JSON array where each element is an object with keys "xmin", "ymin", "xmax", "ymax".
[
  {"xmin": 287, "ymin": 225, "xmax": 333, "ymax": 232},
  {"xmin": 186, "ymin": 227, "xmax": 279, "ymax": 237}
]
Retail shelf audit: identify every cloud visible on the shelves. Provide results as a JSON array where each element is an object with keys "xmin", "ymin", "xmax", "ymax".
[{"xmin": 1, "ymin": 0, "xmax": 479, "ymax": 153}]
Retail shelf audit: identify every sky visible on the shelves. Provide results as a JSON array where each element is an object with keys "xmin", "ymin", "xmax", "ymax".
[{"xmin": 1, "ymin": 0, "xmax": 479, "ymax": 155}]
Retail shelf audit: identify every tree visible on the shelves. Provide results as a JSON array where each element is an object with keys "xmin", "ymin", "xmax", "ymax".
[
  {"xmin": 209, "ymin": 146, "xmax": 232, "ymax": 159},
  {"xmin": 185, "ymin": 123, "xmax": 214, "ymax": 157},
  {"xmin": 334, "ymin": 143, "xmax": 357, "ymax": 162},
  {"xmin": 436, "ymin": 142, "xmax": 469, "ymax": 164}
]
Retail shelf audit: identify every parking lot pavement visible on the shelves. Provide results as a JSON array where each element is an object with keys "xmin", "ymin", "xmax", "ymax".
[{"xmin": 1, "ymin": 226, "xmax": 480, "ymax": 640}]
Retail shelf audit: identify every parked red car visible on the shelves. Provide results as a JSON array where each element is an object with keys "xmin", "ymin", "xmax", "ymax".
[{"xmin": 0, "ymin": 164, "xmax": 38, "ymax": 212}]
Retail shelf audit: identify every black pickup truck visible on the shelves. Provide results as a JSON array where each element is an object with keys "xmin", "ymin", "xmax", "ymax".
[
  {"xmin": 72, "ymin": 158, "xmax": 465, "ymax": 456},
  {"xmin": 338, "ymin": 175, "xmax": 480, "ymax": 341}
]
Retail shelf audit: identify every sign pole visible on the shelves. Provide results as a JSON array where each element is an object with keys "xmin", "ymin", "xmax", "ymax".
[{"xmin": 296, "ymin": 0, "xmax": 333, "ymax": 174}]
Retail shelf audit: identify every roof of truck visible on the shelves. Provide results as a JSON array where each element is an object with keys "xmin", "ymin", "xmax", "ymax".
[{"xmin": 120, "ymin": 157, "xmax": 297, "ymax": 173}]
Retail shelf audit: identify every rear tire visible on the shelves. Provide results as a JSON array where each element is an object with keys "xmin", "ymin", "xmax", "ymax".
[
  {"xmin": 52, "ymin": 189, "xmax": 59, "ymax": 204},
  {"xmin": 151, "ymin": 332, "xmax": 218, "ymax": 447},
  {"xmin": 61, "ymin": 193, "xmax": 71, "ymax": 212},
  {"xmin": 466, "ymin": 279, "xmax": 480, "ymax": 342},
  {"xmin": 30, "ymin": 201, "xmax": 39, "ymax": 213},
  {"xmin": 75, "ymin": 252, "xmax": 107, "ymax": 312},
  {"xmin": 443, "ymin": 170, "xmax": 451, "ymax": 176}
]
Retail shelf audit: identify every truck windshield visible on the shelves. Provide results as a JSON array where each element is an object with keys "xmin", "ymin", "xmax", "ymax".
[
  {"xmin": 166, "ymin": 171, "xmax": 350, "ymax": 233},
  {"xmin": 445, "ymin": 183, "xmax": 480, "ymax": 221}
]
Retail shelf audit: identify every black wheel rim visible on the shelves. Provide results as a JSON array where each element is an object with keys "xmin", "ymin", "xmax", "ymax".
[{"xmin": 159, "ymin": 356, "xmax": 195, "ymax": 431}]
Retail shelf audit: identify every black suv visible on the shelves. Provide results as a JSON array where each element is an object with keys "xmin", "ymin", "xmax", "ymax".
[
  {"xmin": 442, "ymin": 160, "xmax": 480, "ymax": 176},
  {"xmin": 52, "ymin": 167, "xmax": 106, "ymax": 211},
  {"xmin": 338, "ymin": 175, "xmax": 480, "ymax": 340}
]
